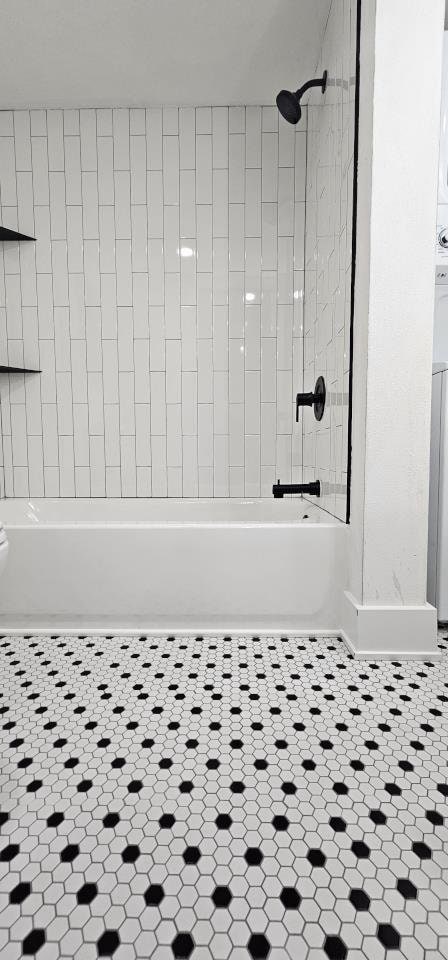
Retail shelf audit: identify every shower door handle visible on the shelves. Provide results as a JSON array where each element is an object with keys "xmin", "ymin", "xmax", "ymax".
[{"xmin": 295, "ymin": 376, "xmax": 326, "ymax": 422}]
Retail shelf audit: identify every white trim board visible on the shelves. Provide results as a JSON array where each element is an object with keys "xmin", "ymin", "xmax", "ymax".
[
  {"xmin": 340, "ymin": 630, "xmax": 442, "ymax": 661},
  {"xmin": 340, "ymin": 591, "xmax": 441, "ymax": 659},
  {"xmin": 0, "ymin": 612, "xmax": 443, "ymax": 661},
  {"xmin": 0, "ymin": 619, "xmax": 341, "ymax": 638}
]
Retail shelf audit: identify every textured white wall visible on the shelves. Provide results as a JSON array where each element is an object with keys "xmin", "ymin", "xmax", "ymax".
[
  {"xmin": 349, "ymin": 0, "xmax": 445, "ymax": 606},
  {"xmin": 0, "ymin": 106, "xmax": 305, "ymax": 498},
  {"xmin": 303, "ymin": 0, "xmax": 357, "ymax": 521}
]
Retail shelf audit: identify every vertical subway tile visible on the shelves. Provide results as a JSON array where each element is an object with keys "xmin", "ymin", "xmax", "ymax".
[
  {"xmin": 182, "ymin": 371, "xmax": 197, "ymax": 434},
  {"xmin": 213, "ymin": 169, "xmax": 228, "ymax": 238},
  {"xmin": 261, "ymin": 202, "xmax": 277, "ymax": 271},
  {"xmin": 150, "ymin": 372, "xmax": 167, "ymax": 435},
  {"xmin": 245, "ymin": 168, "xmax": 261, "ymax": 238},
  {"xmin": 196, "ymin": 205, "xmax": 212, "ymax": 273},
  {"xmin": 133, "ymin": 273, "xmax": 149, "ymax": 338},
  {"xmin": 146, "ymin": 108, "xmax": 163, "ymax": 170},
  {"xmin": 80, "ymin": 109, "xmax": 97, "ymax": 171},
  {"xmin": 130, "ymin": 108, "xmax": 146, "ymax": 136},
  {"xmin": 279, "ymin": 120, "xmax": 295, "ymax": 167},
  {"xmin": 163, "ymin": 135, "xmax": 180, "ymax": 204},
  {"xmin": 97, "ymin": 109, "xmax": 113, "ymax": 137},
  {"xmin": 115, "ymin": 239, "xmax": 132, "ymax": 305},
  {"xmin": 151, "ymin": 436, "xmax": 167, "ymax": 495},
  {"xmin": 97, "ymin": 137, "xmax": 114, "ymax": 204},
  {"xmin": 261, "ymin": 132, "xmax": 279, "ymax": 202},
  {"xmin": 14, "ymin": 111, "xmax": 32, "ymax": 170},
  {"xmin": 64, "ymin": 134, "xmax": 82, "ymax": 204},
  {"xmin": 212, "ymin": 238, "xmax": 228, "ymax": 306},
  {"xmin": 179, "ymin": 107, "xmax": 195, "ymax": 169},
  {"xmin": 163, "ymin": 205, "xmax": 180, "ymax": 273},
  {"xmin": 163, "ymin": 107, "xmax": 178, "ymax": 136},
  {"xmin": 49, "ymin": 172, "xmax": 67, "ymax": 239},
  {"xmin": 82, "ymin": 170, "xmax": 99, "ymax": 238},
  {"xmin": 262, "ymin": 107, "xmax": 278, "ymax": 133},
  {"xmin": 182, "ymin": 436, "xmax": 198, "ymax": 496},
  {"xmin": 212, "ymin": 107, "xmax": 228, "ymax": 168},
  {"xmin": 229, "ymin": 134, "xmax": 245, "ymax": 203},
  {"xmin": 2, "ymin": 89, "xmax": 312, "ymax": 499},
  {"xmin": 196, "ymin": 272, "xmax": 212, "ymax": 338},
  {"xmin": 63, "ymin": 109, "xmax": 79, "ymax": 135},
  {"xmin": 213, "ymin": 435, "xmax": 229, "ymax": 496},
  {"xmin": 196, "ymin": 107, "xmax": 211, "ymax": 134},
  {"xmin": 229, "ymin": 107, "xmax": 245, "ymax": 134},
  {"xmin": 180, "ymin": 170, "xmax": 196, "ymax": 238},
  {"xmin": 180, "ymin": 242, "xmax": 196, "ymax": 306},
  {"xmin": 198, "ymin": 403, "xmax": 213, "ymax": 466},
  {"xmin": 131, "ymin": 205, "xmax": 148, "ymax": 272},
  {"xmin": 114, "ymin": 170, "xmax": 131, "ymax": 239},
  {"xmin": 130, "ymin": 135, "xmax": 147, "ymax": 204},
  {"xmin": 148, "ymin": 239, "xmax": 164, "ymax": 305},
  {"xmin": 164, "ymin": 271, "xmax": 181, "ymax": 339},
  {"xmin": 113, "ymin": 108, "xmax": 130, "ymax": 170},
  {"xmin": 245, "ymin": 107, "xmax": 262, "ymax": 168},
  {"xmin": 196, "ymin": 135, "xmax": 212, "ymax": 204},
  {"xmin": 278, "ymin": 167, "xmax": 295, "ymax": 237},
  {"xmin": 47, "ymin": 110, "xmax": 64, "ymax": 171},
  {"xmin": 31, "ymin": 137, "xmax": 48, "ymax": 204},
  {"xmin": 90, "ymin": 435, "xmax": 106, "ymax": 495},
  {"xmin": 99, "ymin": 206, "xmax": 116, "ymax": 273},
  {"xmin": 135, "ymin": 404, "xmax": 151, "ymax": 465},
  {"xmin": 295, "ymin": 131, "xmax": 307, "ymax": 200},
  {"xmin": 165, "ymin": 339, "xmax": 182, "ymax": 404},
  {"xmin": 147, "ymin": 170, "xmax": 164, "ymax": 237}
]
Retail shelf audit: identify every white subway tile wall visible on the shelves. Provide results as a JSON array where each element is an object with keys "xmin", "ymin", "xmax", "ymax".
[
  {"xmin": 303, "ymin": 0, "xmax": 356, "ymax": 520},
  {"xmin": 0, "ymin": 106, "xmax": 305, "ymax": 498}
]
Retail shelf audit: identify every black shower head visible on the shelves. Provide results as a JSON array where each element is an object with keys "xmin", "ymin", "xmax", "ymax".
[
  {"xmin": 276, "ymin": 89, "xmax": 302, "ymax": 125},
  {"xmin": 276, "ymin": 71, "xmax": 328, "ymax": 125}
]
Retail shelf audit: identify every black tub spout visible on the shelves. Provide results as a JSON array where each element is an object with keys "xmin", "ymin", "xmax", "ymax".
[{"xmin": 272, "ymin": 480, "xmax": 321, "ymax": 499}]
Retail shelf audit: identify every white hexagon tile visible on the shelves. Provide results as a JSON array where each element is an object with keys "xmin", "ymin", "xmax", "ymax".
[{"xmin": 1, "ymin": 631, "xmax": 448, "ymax": 960}]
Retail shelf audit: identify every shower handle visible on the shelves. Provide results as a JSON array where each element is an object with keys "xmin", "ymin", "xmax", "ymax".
[{"xmin": 296, "ymin": 376, "xmax": 326, "ymax": 422}]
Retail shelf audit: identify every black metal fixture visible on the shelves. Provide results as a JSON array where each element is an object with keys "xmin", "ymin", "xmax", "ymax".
[
  {"xmin": 276, "ymin": 71, "xmax": 327, "ymax": 125},
  {"xmin": 272, "ymin": 480, "xmax": 321, "ymax": 499},
  {"xmin": 0, "ymin": 365, "xmax": 41, "ymax": 374},
  {"xmin": 296, "ymin": 376, "xmax": 326, "ymax": 422},
  {"xmin": 0, "ymin": 228, "xmax": 40, "ymax": 373},
  {"xmin": 0, "ymin": 226, "xmax": 35, "ymax": 242}
]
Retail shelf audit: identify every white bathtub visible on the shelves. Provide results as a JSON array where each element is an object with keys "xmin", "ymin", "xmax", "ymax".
[{"xmin": 0, "ymin": 498, "xmax": 347, "ymax": 634}]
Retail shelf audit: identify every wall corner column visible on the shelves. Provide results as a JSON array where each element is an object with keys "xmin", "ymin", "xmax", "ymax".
[{"xmin": 343, "ymin": 0, "xmax": 445, "ymax": 657}]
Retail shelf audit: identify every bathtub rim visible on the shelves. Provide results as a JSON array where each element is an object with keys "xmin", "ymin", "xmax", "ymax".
[
  {"xmin": 3, "ymin": 520, "xmax": 343, "ymax": 530},
  {"xmin": 0, "ymin": 497, "xmax": 344, "ymax": 528}
]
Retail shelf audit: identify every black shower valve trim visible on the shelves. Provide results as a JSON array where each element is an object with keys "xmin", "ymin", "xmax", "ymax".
[{"xmin": 296, "ymin": 376, "xmax": 326, "ymax": 422}]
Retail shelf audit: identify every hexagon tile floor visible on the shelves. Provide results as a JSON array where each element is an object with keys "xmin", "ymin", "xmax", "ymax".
[{"xmin": 1, "ymin": 632, "xmax": 448, "ymax": 960}]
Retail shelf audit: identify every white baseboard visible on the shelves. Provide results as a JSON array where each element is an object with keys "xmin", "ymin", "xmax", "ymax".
[
  {"xmin": 341, "ymin": 591, "xmax": 441, "ymax": 659},
  {"xmin": 0, "ymin": 605, "xmax": 442, "ymax": 660}
]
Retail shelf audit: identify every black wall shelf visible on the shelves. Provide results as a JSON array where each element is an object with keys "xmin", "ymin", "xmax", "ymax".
[
  {"xmin": 0, "ymin": 226, "xmax": 35, "ymax": 242},
  {"xmin": 0, "ymin": 230, "xmax": 39, "ymax": 374},
  {"xmin": 0, "ymin": 365, "xmax": 41, "ymax": 374}
]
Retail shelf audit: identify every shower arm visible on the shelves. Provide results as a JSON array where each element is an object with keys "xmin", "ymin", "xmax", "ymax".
[{"xmin": 296, "ymin": 72, "xmax": 327, "ymax": 99}]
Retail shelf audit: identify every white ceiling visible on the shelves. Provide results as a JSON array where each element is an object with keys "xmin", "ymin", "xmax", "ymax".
[{"xmin": 0, "ymin": 0, "xmax": 331, "ymax": 108}]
